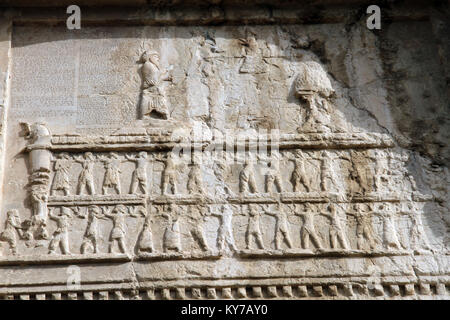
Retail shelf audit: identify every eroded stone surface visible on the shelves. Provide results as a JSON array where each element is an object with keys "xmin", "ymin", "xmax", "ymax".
[{"xmin": 0, "ymin": 2, "xmax": 448, "ymax": 300}]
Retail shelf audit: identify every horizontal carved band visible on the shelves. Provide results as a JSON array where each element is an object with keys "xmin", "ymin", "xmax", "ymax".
[
  {"xmin": 39, "ymin": 132, "xmax": 394, "ymax": 152},
  {"xmin": 1, "ymin": 280, "xmax": 448, "ymax": 300},
  {"xmin": 45, "ymin": 192, "xmax": 433, "ymax": 207},
  {"xmin": 0, "ymin": 250, "xmax": 433, "ymax": 266}
]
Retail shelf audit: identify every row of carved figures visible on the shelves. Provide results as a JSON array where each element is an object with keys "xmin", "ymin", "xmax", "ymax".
[
  {"xmin": 0, "ymin": 202, "xmax": 432, "ymax": 256},
  {"xmin": 49, "ymin": 149, "xmax": 417, "ymax": 197}
]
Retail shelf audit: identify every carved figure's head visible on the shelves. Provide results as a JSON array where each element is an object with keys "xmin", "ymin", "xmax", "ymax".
[
  {"xmin": 141, "ymin": 50, "xmax": 160, "ymax": 66},
  {"xmin": 7, "ymin": 209, "xmax": 19, "ymax": 220},
  {"xmin": 61, "ymin": 207, "xmax": 72, "ymax": 216},
  {"xmin": 147, "ymin": 51, "xmax": 160, "ymax": 65},
  {"xmin": 89, "ymin": 206, "xmax": 101, "ymax": 215},
  {"xmin": 294, "ymin": 150, "xmax": 304, "ymax": 158},
  {"xmin": 110, "ymin": 152, "xmax": 119, "ymax": 159},
  {"xmin": 327, "ymin": 202, "xmax": 336, "ymax": 212},
  {"xmin": 139, "ymin": 151, "xmax": 148, "ymax": 159},
  {"xmin": 114, "ymin": 204, "xmax": 127, "ymax": 215}
]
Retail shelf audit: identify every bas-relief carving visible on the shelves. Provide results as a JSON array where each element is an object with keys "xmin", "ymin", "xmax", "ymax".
[
  {"xmin": 75, "ymin": 152, "xmax": 96, "ymax": 195},
  {"xmin": 185, "ymin": 205, "xmax": 209, "ymax": 252},
  {"xmin": 51, "ymin": 153, "xmax": 71, "ymax": 196},
  {"xmin": 211, "ymin": 204, "xmax": 238, "ymax": 253},
  {"xmin": 0, "ymin": 36, "xmax": 447, "ymax": 300},
  {"xmin": 348, "ymin": 203, "xmax": 379, "ymax": 251},
  {"xmin": 288, "ymin": 150, "xmax": 312, "ymax": 193},
  {"xmin": 136, "ymin": 208, "xmax": 155, "ymax": 253},
  {"xmin": 243, "ymin": 204, "xmax": 265, "ymax": 250},
  {"xmin": 1, "ymin": 144, "xmax": 435, "ymax": 257},
  {"xmin": 100, "ymin": 153, "xmax": 126, "ymax": 195},
  {"xmin": 159, "ymin": 152, "xmax": 181, "ymax": 195},
  {"xmin": 0, "ymin": 210, "xmax": 22, "ymax": 255},
  {"xmin": 264, "ymin": 204, "xmax": 293, "ymax": 250},
  {"xmin": 127, "ymin": 152, "xmax": 149, "ymax": 195},
  {"xmin": 139, "ymin": 51, "xmax": 172, "ymax": 120},
  {"xmin": 80, "ymin": 205, "xmax": 104, "ymax": 254},
  {"xmin": 2, "ymin": 120, "xmax": 431, "ymax": 259},
  {"xmin": 161, "ymin": 204, "xmax": 182, "ymax": 253},
  {"xmin": 321, "ymin": 203, "xmax": 349, "ymax": 250},
  {"xmin": 48, "ymin": 207, "xmax": 72, "ymax": 255},
  {"xmin": 293, "ymin": 203, "xmax": 323, "ymax": 250}
]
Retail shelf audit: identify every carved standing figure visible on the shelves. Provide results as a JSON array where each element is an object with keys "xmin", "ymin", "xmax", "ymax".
[
  {"xmin": 51, "ymin": 153, "xmax": 72, "ymax": 196},
  {"xmin": 80, "ymin": 206, "xmax": 104, "ymax": 254},
  {"xmin": 264, "ymin": 155, "xmax": 283, "ymax": 194},
  {"xmin": 136, "ymin": 207, "xmax": 155, "ymax": 254},
  {"xmin": 161, "ymin": 204, "xmax": 181, "ymax": 253},
  {"xmin": 185, "ymin": 206, "xmax": 209, "ymax": 252},
  {"xmin": 372, "ymin": 150, "xmax": 390, "ymax": 192},
  {"xmin": 104, "ymin": 205, "xmax": 128, "ymax": 254},
  {"xmin": 139, "ymin": 50, "xmax": 172, "ymax": 120},
  {"xmin": 350, "ymin": 150, "xmax": 374, "ymax": 194},
  {"xmin": 0, "ymin": 210, "xmax": 23, "ymax": 255},
  {"xmin": 244, "ymin": 204, "xmax": 265, "ymax": 250},
  {"xmin": 126, "ymin": 152, "xmax": 149, "ymax": 195},
  {"xmin": 239, "ymin": 158, "xmax": 258, "ymax": 194},
  {"xmin": 264, "ymin": 204, "xmax": 293, "ymax": 250},
  {"xmin": 318, "ymin": 151, "xmax": 340, "ymax": 192},
  {"xmin": 48, "ymin": 207, "xmax": 72, "ymax": 255},
  {"xmin": 75, "ymin": 152, "xmax": 96, "ymax": 195},
  {"xmin": 403, "ymin": 202, "xmax": 432, "ymax": 252},
  {"xmin": 161, "ymin": 153, "xmax": 180, "ymax": 195},
  {"xmin": 288, "ymin": 150, "xmax": 312, "ymax": 193},
  {"xmin": 213, "ymin": 156, "xmax": 234, "ymax": 199},
  {"xmin": 292, "ymin": 204, "xmax": 323, "ymax": 250},
  {"xmin": 187, "ymin": 162, "xmax": 204, "ymax": 195},
  {"xmin": 100, "ymin": 153, "xmax": 125, "ymax": 195},
  {"xmin": 375, "ymin": 203, "xmax": 402, "ymax": 251},
  {"xmin": 238, "ymin": 35, "xmax": 266, "ymax": 74},
  {"xmin": 320, "ymin": 203, "xmax": 349, "ymax": 250},
  {"xmin": 211, "ymin": 205, "xmax": 238, "ymax": 252},
  {"xmin": 348, "ymin": 203, "xmax": 379, "ymax": 250}
]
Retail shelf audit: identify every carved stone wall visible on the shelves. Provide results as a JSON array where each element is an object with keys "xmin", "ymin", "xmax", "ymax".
[{"xmin": 0, "ymin": 1, "xmax": 448, "ymax": 300}]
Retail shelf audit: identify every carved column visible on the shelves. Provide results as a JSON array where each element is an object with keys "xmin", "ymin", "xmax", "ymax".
[{"xmin": 24, "ymin": 123, "xmax": 52, "ymax": 239}]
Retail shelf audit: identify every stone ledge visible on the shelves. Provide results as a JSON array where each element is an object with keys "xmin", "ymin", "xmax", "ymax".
[
  {"xmin": 1, "ymin": 277, "xmax": 448, "ymax": 300},
  {"xmin": 44, "ymin": 192, "xmax": 434, "ymax": 206},
  {"xmin": 0, "ymin": 249, "xmax": 439, "ymax": 266},
  {"xmin": 43, "ymin": 132, "xmax": 395, "ymax": 152},
  {"xmin": 48, "ymin": 194, "xmax": 146, "ymax": 206},
  {"xmin": 0, "ymin": 253, "xmax": 131, "ymax": 266}
]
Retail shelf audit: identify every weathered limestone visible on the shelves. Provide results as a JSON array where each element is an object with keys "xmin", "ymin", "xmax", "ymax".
[
  {"xmin": 0, "ymin": 1, "xmax": 448, "ymax": 300},
  {"xmin": 0, "ymin": 11, "xmax": 12, "ymax": 201}
]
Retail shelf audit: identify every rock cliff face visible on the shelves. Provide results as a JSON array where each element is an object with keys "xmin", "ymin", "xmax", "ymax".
[{"xmin": 0, "ymin": 1, "xmax": 448, "ymax": 299}]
